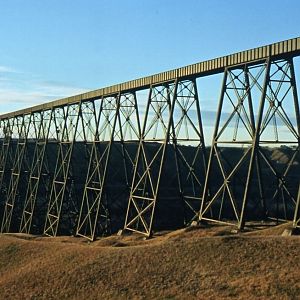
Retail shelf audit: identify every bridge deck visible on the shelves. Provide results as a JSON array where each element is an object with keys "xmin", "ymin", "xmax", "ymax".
[{"xmin": 1, "ymin": 37, "xmax": 300, "ymax": 119}]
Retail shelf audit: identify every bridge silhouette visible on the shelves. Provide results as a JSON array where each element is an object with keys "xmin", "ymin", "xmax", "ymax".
[{"xmin": 0, "ymin": 37, "xmax": 300, "ymax": 241}]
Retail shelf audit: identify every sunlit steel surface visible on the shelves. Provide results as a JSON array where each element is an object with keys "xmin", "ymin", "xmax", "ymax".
[{"xmin": 0, "ymin": 37, "xmax": 299, "ymax": 239}]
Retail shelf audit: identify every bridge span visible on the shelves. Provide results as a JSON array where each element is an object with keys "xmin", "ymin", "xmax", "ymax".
[{"xmin": 0, "ymin": 37, "xmax": 300, "ymax": 240}]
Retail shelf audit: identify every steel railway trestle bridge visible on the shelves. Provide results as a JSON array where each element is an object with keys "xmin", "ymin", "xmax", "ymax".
[{"xmin": 0, "ymin": 37, "xmax": 300, "ymax": 241}]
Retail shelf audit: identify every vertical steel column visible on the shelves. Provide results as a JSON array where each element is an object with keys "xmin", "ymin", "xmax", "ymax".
[
  {"xmin": 44, "ymin": 102, "xmax": 82, "ymax": 236},
  {"xmin": 199, "ymin": 61, "xmax": 269, "ymax": 227},
  {"xmin": 1, "ymin": 113, "xmax": 34, "ymax": 232},
  {"xmin": 20, "ymin": 109, "xmax": 53, "ymax": 233},
  {"xmin": 123, "ymin": 81, "xmax": 179, "ymax": 237},
  {"xmin": 0, "ymin": 119, "xmax": 6, "ymax": 221},
  {"xmin": 0, "ymin": 120, "xmax": 3, "ymax": 162},
  {"xmin": 293, "ymin": 184, "xmax": 300, "ymax": 227},
  {"xmin": 289, "ymin": 58, "xmax": 300, "ymax": 226}
]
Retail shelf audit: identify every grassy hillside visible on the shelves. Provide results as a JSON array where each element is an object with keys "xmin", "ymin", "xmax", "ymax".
[{"xmin": 0, "ymin": 224, "xmax": 299, "ymax": 299}]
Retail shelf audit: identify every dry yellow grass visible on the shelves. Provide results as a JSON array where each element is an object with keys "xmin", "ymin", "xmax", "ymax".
[{"xmin": 0, "ymin": 224, "xmax": 299, "ymax": 299}]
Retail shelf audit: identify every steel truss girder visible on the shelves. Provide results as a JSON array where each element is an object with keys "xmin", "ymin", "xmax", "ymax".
[
  {"xmin": 1, "ymin": 114, "xmax": 35, "ymax": 232},
  {"xmin": 19, "ymin": 110, "xmax": 53, "ymax": 234},
  {"xmin": 199, "ymin": 57, "xmax": 300, "ymax": 229},
  {"xmin": 1, "ymin": 38, "xmax": 299, "ymax": 121},
  {"xmin": 123, "ymin": 78, "xmax": 207, "ymax": 237},
  {"xmin": 76, "ymin": 92, "xmax": 141, "ymax": 241}
]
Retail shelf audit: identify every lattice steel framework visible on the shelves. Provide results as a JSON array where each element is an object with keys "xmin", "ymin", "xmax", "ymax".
[
  {"xmin": 76, "ymin": 92, "xmax": 141, "ymax": 240},
  {"xmin": 0, "ymin": 37, "xmax": 299, "ymax": 238},
  {"xmin": 0, "ymin": 118, "xmax": 15, "ymax": 220},
  {"xmin": 253, "ymin": 58, "xmax": 300, "ymax": 223},
  {"xmin": 199, "ymin": 57, "xmax": 300, "ymax": 229},
  {"xmin": 173, "ymin": 80, "xmax": 207, "ymax": 224},
  {"xmin": 1, "ymin": 114, "xmax": 36, "ymax": 232},
  {"xmin": 19, "ymin": 109, "xmax": 53, "ymax": 234},
  {"xmin": 44, "ymin": 103, "xmax": 82, "ymax": 236},
  {"xmin": 76, "ymin": 95, "xmax": 118, "ymax": 239},
  {"xmin": 123, "ymin": 79, "xmax": 206, "ymax": 237}
]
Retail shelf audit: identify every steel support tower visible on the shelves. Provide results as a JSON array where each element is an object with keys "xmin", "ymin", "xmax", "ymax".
[
  {"xmin": 0, "ymin": 37, "xmax": 299, "ymax": 239},
  {"xmin": 76, "ymin": 92, "xmax": 141, "ymax": 240},
  {"xmin": 123, "ymin": 79, "xmax": 206, "ymax": 237},
  {"xmin": 199, "ymin": 57, "xmax": 300, "ymax": 229},
  {"xmin": 19, "ymin": 109, "xmax": 54, "ymax": 234},
  {"xmin": 1, "ymin": 114, "xmax": 35, "ymax": 232}
]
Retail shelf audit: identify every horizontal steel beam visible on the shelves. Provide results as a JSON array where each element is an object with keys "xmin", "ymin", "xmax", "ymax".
[{"xmin": 1, "ymin": 37, "xmax": 300, "ymax": 120}]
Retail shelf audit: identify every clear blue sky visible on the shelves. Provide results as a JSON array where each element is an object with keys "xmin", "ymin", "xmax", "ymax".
[{"xmin": 0, "ymin": 0, "xmax": 299, "ymax": 114}]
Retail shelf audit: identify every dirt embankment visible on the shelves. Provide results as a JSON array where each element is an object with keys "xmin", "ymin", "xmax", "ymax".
[{"xmin": 0, "ymin": 223, "xmax": 299, "ymax": 300}]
